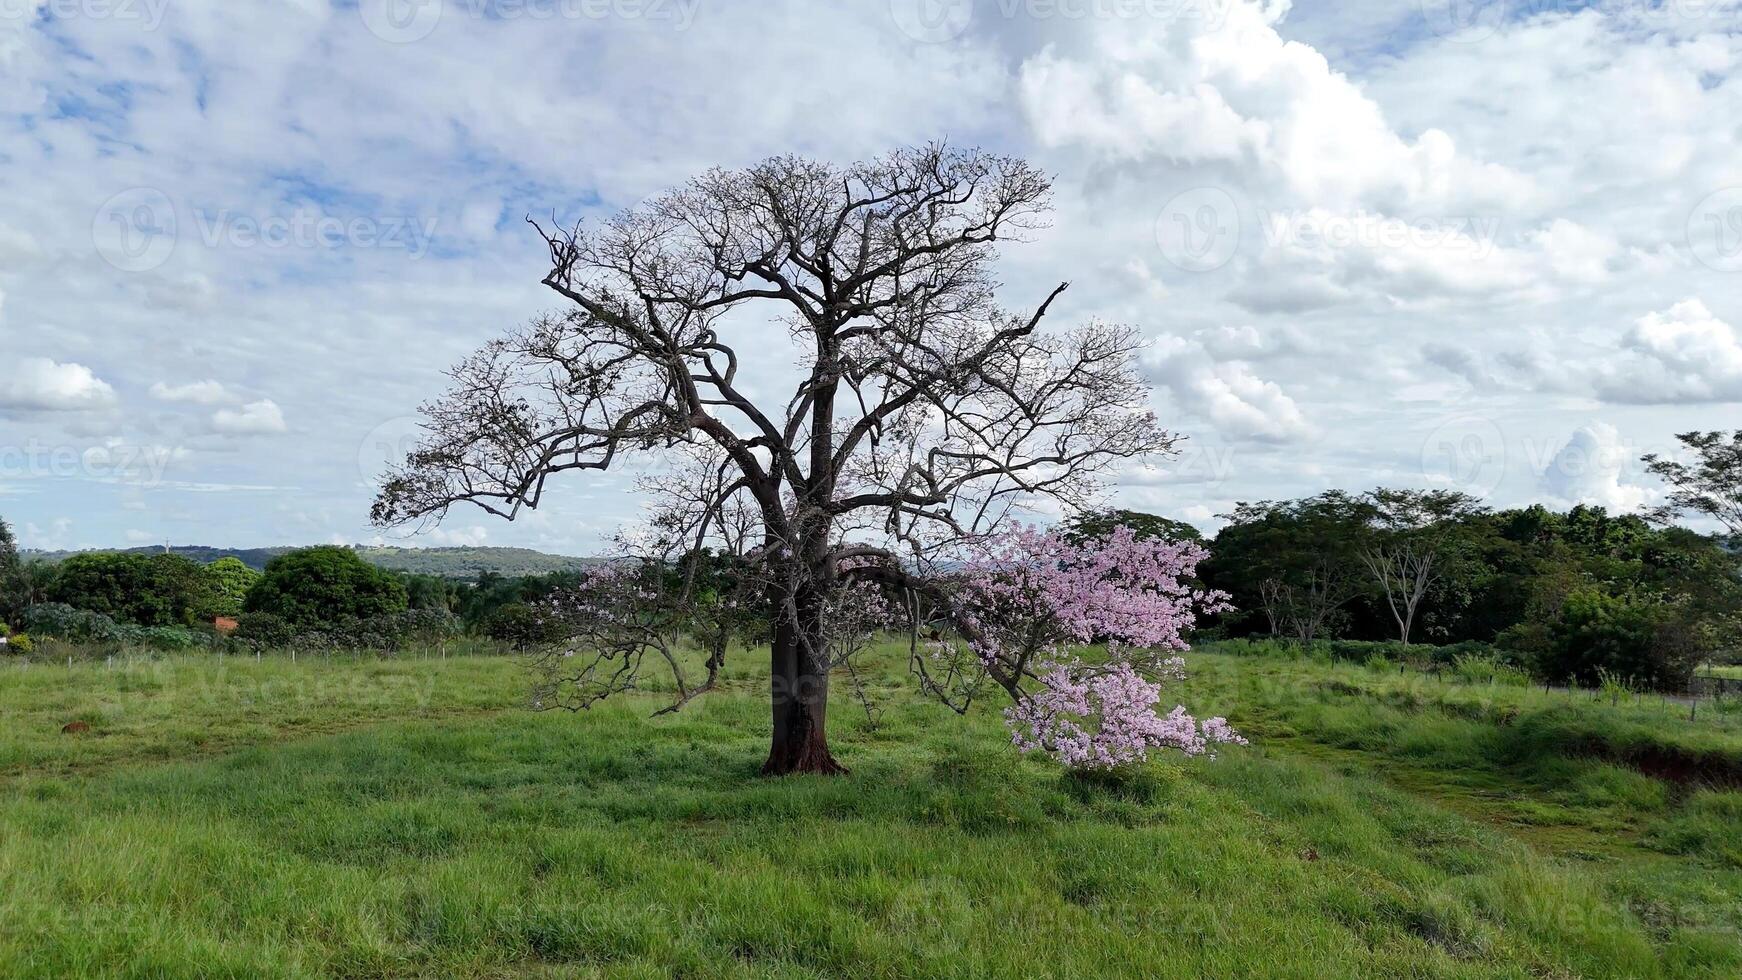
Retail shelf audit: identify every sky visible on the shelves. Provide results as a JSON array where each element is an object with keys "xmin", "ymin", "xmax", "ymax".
[{"xmin": 1, "ymin": 0, "xmax": 1740, "ymax": 554}]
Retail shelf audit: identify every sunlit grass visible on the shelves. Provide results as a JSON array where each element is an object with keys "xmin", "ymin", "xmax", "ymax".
[{"xmin": 1, "ymin": 644, "xmax": 1739, "ymax": 977}]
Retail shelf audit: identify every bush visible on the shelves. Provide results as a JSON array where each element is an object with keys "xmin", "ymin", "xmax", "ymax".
[
  {"xmin": 244, "ymin": 547, "xmax": 408, "ymax": 628},
  {"xmin": 484, "ymin": 602, "xmax": 568, "ymax": 649},
  {"xmin": 23, "ymin": 603, "xmax": 127, "ymax": 643},
  {"xmin": 233, "ymin": 612, "xmax": 296, "ymax": 649},
  {"xmin": 3, "ymin": 633, "xmax": 32, "ymax": 656},
  {"xmin": 1532, "ymin": 589, "xmax": 1702, "ymax": 692},
  {"xmin": 133, "ymin": 625, "xmax": 208, "ymax": 652}
]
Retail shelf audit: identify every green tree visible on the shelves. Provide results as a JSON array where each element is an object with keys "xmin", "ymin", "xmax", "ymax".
[
  {"xmin": 244, "ymin": 546, "xmax": 408, "ymax": 628},
  {"xmin": 1357, "ymin": 490, "xmax": 1488, "ymax": 644},
  {"xmin": 47, "ymin": 552, "xmax": 213, "ymax": 627},
  {"xmin": 0, "ymin": 517, "xmax": 23, "ymax": 628},
  {"xmin": 1206, "ymin": 492, "xmax": 1376, "ymax": 641},
  {"xmin": 1644, "ymin": 430, "xmax": 1742, "ymax": 541},
  {"xmin": 1060, "ymin": 508, "xmax": 1202, "ymax": 544},
  {"xmin": 200, "ymin": 557, "xmax": 260, "ymax": 619}
]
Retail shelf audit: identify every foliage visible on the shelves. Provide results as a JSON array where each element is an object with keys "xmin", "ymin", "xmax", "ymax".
[
  {"xmin": 244, "ymin": 546, "xmax": 408, "ymax": 628},
  {"xmin": 133, "ymin": 625, "xmax": 210, "ymax": 652},
  {"xmin": 22, "ymin": 602, "xmax": 129, "ymax": 643},
  {"xmin": 2, "ymin": 633, "xmax": 30, "ymax": 656},
  {"xmin": 1059, "ymin": 508, "xmax": 1202, "ymax": 544},
  {"xmin": 232, "ymin": 611, "xmax": 296, "ymax": 649},
  {"xmin": 1206, "ymin": 492, "xmax": 1374, "ymax": 642},
  {"xmin": 1645, "ymin": 429, "xmax": 1742, "ymax": 541},
  {"xmin": 482, "ymin": 602, "xmax": 569, "ymax": 650},
  {"xmin": 46, "ymin": 551, "xmax": 214, "ymax": 627},
  {"xmin": 200, "ymin": 556, "xmax": 260, "ymax": 619},
  {"xmin": 1524, "ymin": 588, "xmax": 1703, "ymax": 691},
  {"xmin": 1195, "ymin": 491, "xmax": 1737, "ymax": 691},
  {"xmin": 0, "ymin": 516, "xmax": 24, "ymax": 628}
]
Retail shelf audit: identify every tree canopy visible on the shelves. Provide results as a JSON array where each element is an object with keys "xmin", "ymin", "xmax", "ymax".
[{"xmin": 244, "ymin": 546, "xmax": 409, "ymax": 628}]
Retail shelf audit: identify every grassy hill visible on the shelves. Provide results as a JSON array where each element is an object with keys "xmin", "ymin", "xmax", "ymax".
[{"xmin": 21, "ymin": 544, "xmax": 598, "ymax": 579}]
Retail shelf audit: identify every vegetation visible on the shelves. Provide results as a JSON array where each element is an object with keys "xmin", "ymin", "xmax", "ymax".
[
  {"xmin": 244, "ymin": 546, "xmax": 409, "ymax": 628},
  {"xmin": 2, "ymin": 643, "xmax": 1739, "ymax": 977},
  {"xmin": 45, "ymin": 552, "xmax": 215, "ymax": 628},
  {"xmin": 1186, "ymin": 495, "xmax": 1740, "ymax": 692},
  {"xmin": 21, "ymin": 544, "xmax": 598, "ymax": 579},
  {"xmin": 0, "ymin": 517, "xmax": 23, "ymax": 627},
  {"xmin": 201, "ymin": 556, "xmax": 260, "ymax": 619}
]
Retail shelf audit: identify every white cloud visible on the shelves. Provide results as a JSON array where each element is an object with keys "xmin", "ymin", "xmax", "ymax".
[
  {"xmin": 426, "ymin": 524, "xmax": 490, "ymax": 547},
  {"xmin": 1142, "ymin": 332, "xmax": 1311, "ymax": 442},
  {"xmin": 1018, "ymin": 3, "xmax": 1533, "ymax": 213},
  {"xmin": 1597, "ymin": 299, "xmax": 1742, "ymax": 404},
  {"xmin": 0, "ymin": 358, "xmax": 117, "ymax": 412},
  {"xmin": 151, "ymin": 380, "xmax": 237, "ymax": 405},
  {"xmin": 211, "ymin": 400, "xmax": 288, "ymax": 435},
  {"xmin": 1538, "ymin": 423, "xmax": 1653, "ymax": 513}
]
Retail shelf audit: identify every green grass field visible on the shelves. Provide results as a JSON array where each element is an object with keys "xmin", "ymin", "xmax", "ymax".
[{"xmin": 3, "ymin": 644, "xmax": 1740, "ymax": 978}]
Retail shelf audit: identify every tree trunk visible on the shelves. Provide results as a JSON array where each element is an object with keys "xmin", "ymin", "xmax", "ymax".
[{"xmin": 761, "ymin": 592, "xmax": 846, "ymax": 776}]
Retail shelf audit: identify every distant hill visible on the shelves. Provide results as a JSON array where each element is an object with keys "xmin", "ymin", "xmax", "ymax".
[{"xmin": 21, "ymin": 544, "xmax": 599, "ymax": 579}]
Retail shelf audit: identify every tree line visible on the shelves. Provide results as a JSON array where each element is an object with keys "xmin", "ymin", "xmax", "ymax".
[{"xmin": 0, "ymin": 535, "xmax": 596, "ymax": 654}]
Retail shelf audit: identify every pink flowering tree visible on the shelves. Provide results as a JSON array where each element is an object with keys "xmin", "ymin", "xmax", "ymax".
[{"xmin": 915, "ymin": 525, "xmax": 1245, "ymax": 770}]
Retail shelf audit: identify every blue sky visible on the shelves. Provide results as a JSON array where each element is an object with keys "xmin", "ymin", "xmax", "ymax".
[{"xmin": 2, "ymin": 0, "xmax": 1740, "ymax": 554}]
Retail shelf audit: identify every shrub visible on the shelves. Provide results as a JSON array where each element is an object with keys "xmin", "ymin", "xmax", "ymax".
[
  {"xmin": 484, "ymin": 602, "xmax": 568, "ymax": 649},
  {"xmin": 3, "ymin": 633, "xmax": 32, "ymax": 656},
  {"xmin": 23, "ymin": 603, "xmax": 127, "ymax": 643},
  {"xmin": 233, "ymin": 611, "xmax": 296, "ymax": 649},
  {"xmin": 133, "ymin": 626, "xmax": 207, "ymax": 652},
  {"xmin": 1533, "ymin": 589, "xmax": 1702, "ymax": 692},
  {"xmin": 244, "ymin": 547, "xmax": 408, "ymax": 628}
]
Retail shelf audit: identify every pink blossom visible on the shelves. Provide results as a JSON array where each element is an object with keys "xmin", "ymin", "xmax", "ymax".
[{"xmin": 952, "ymin": 525, "xmax": 1244, "ymax": 770}]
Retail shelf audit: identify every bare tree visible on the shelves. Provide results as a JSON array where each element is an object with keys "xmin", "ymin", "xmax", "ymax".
[
  {"xmin": 1360, "ymin": 544, "xmax": 1436, "ymax": 645},
  {"xmin": 1275, "ymin": 559, "xmax": 1358, "ymax": 644},
  {"xmin": 1358, "ymin": 489, "xmax": 1483, "ymax": 644},
  {"xmin": 373, "ymin": 145, "xmax": 1174, "ymax": 774},
  {"xmin": 1257, "ymin": 578, "xmax": 1286, "ymax": 638}
]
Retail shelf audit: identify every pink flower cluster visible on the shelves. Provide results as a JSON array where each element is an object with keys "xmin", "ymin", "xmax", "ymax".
[
  {"xmin": 1006, "ymin": 662, "xmax": 1247, "ymax": 770},
  {"xmin": 955, "ymin": 524, "xmax": 1243, "ymax": 770},
  {"xmin": 955, "ymin": 524, "xmax": 1230, "ymax": 657}
]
